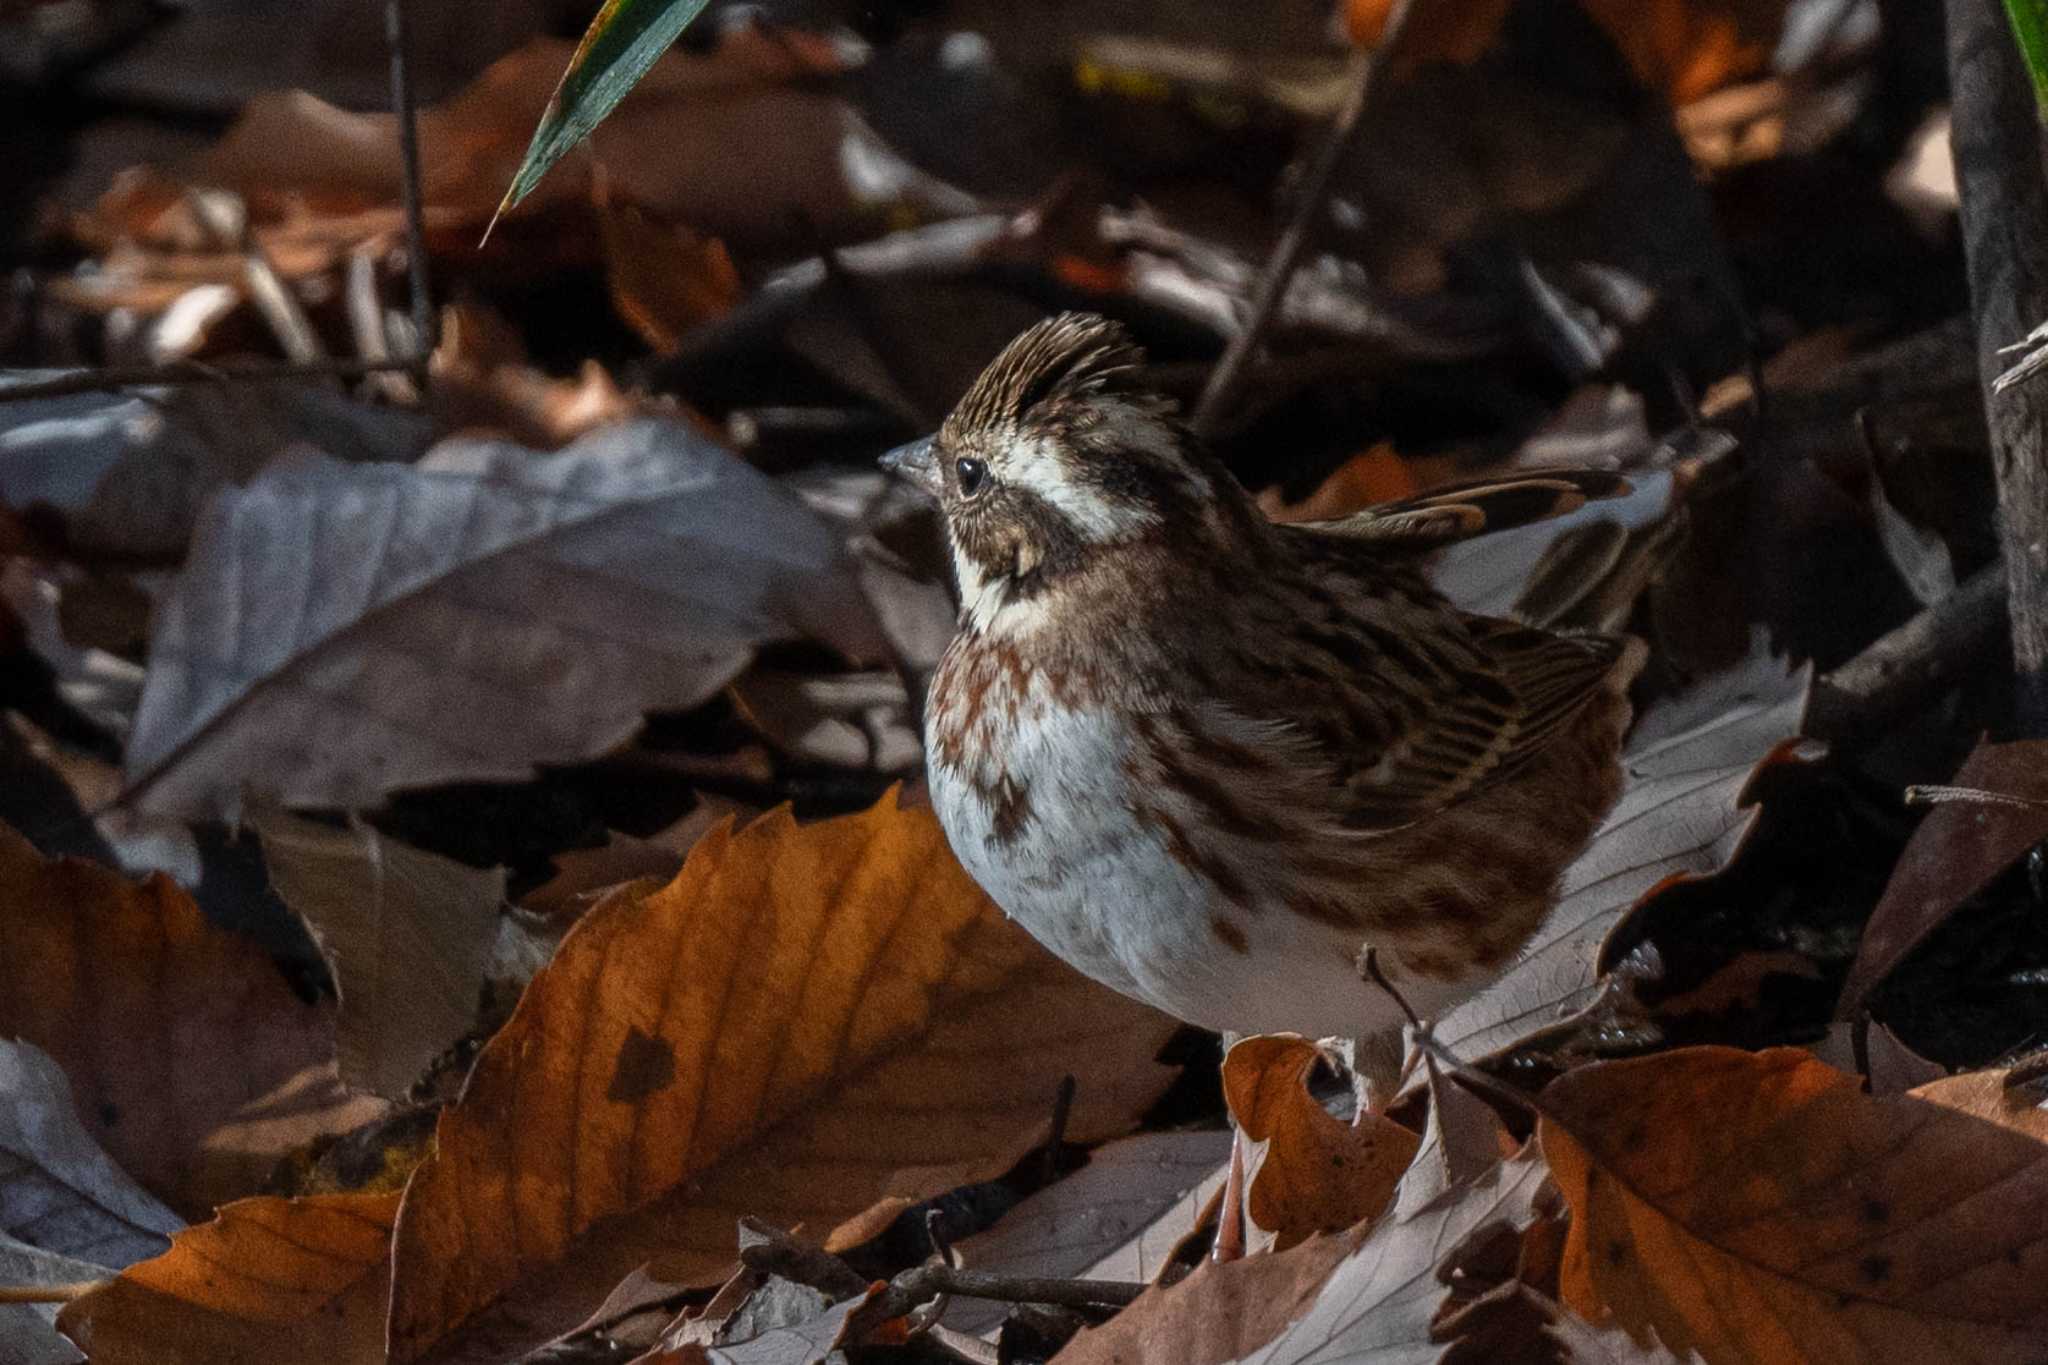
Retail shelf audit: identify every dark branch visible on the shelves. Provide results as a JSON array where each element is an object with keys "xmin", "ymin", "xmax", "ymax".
[
  {"xmin": 1946, "ymin": 0, "xmax": 2048, "ymax": 732},
  {"xmin": 1191, "ymin": 0, "xmax": 1418, "ymax": 437}
]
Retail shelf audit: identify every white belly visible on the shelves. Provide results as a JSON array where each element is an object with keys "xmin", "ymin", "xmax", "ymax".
[{"xmin": 931, "ymin": 701, "xmax": 1438, "ymax": 1040}]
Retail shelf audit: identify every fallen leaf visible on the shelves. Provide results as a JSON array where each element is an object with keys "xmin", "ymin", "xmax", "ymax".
[
  {"xmin": 0, "ymin": 822, "xmax": 384, "ymax": 1214},
  {"xmin": 1835, "ymin": 740, "xmax": 2048, "ymax": 1020},
  {"xmin": 386, "ymin": 792, "xmax": 1181, "ymax": 1362},
  {"xmin": 1235, "ymin": 1146, "xmax": 1551, "ymax": 1364},
  {"xmin": 1052, "ymin": 1228, "xmax": 1362, "ymax": 1365},
  {"xmin": 1066, "ymin": 1143, "xmax": 1551, "ymax": 1364},
  {"xmin": 251, "ymin": 808, "xmax": 505, "ymax": 1100},
  {"xmin": 1544, "ymin": 1047, "xmax": 2048, "ymax": 1362},
  {"xmin": 636, "ymin": 1286, "xmax": 882, "ymax": 1365},
  {"xmin": 1433, "ymin": 645, "xmax": 1810, "ymax": 1060},
  {"xmin": 943, "ymin": 1129, "xmax": 1234, "ymax": 1336},
  {"xmin": 122, "ymin": 418, "xmax": 886, "ymax": 819},
  {"xmin": 1, "ymin": 1232, "xmax": 103, "ymax": 1365},
  {"xmin": 1911, "ymin": 1066, "xmax": 2048, "ymax": 1141},
  {"xmin": 1222, "ymin": 1036, "xmax": 1418, "ymax": 1251},
  {"xmin": 599, "ymin": 201, "xmax": 742, "ymax": 353},
  {"xmin": 1346, "ymin": 0, "xmax": 1797, "ymax": 103},
  {"xmin": 56, "ymin": 1193, "xmax": 399, "ymax": 1365},
  {"xmin": 0, "ymin": 375, "xmax": 428, "ymax": 559},
  {"xmin": 0, "ymin": 1041, "xmax": 180, "ymax": 1270},
  {"xmin": 1257, "ymin": 443, "xmax": 1433, "ymax": 524},
  {"xmin": 199, "ymin": 37, "xmax": 973, "ymax": 246},
  {"xmin": 520, "ymin": 801, "xmax": 742, "ymax": 918}
]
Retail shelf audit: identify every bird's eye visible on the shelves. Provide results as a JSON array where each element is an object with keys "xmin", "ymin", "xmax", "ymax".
[{"xmin": 955, "ymin": 457, "xmax": 988, "ymax": 497}]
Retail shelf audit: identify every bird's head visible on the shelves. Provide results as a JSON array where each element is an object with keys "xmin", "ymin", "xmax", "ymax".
[{"xmin": 881, "ymin": 313, "xmax": 1243, "ymax": 631}]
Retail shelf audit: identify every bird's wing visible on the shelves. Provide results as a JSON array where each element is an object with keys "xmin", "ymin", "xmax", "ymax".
[
  {"xmin": 1305, "ymin": 620, "xmax": 1637, "ymax": 833},
  {"xmin": 1296, "ymin": 471, "xmax": 1632, "ymax": 551}
]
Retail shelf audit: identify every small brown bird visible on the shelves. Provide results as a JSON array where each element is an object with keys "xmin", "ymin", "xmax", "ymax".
[{"xmin": 883, "ymin": 313, "xmax": 1641, "ymax": 1064}]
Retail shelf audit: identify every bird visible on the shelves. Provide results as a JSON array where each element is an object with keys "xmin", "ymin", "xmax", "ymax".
[{"xmin": 880, "ymin": 311, "xmax": 1642, "ymax": 1092}]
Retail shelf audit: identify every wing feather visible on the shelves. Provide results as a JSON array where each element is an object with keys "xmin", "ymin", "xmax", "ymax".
[{"xmin": 1300, "ymin": 471, "xmax": 1632, "ymax": 551}]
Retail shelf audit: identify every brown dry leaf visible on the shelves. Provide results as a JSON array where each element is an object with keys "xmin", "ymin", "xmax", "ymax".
[
  {"xmin": 1543, "ymin": 1047, "xmax": 2048, "ymax": 1362},
  {"xmin": 1068, "ymin": 1145, "xmax": 1552, "ymax": 1364},
  {"xmin": 1912, "ymin": 1067, "xmax": 2048, "ymax": 1141},
  {"xmin": 942, "ymin": 1129, "xmax": 1234, "ymax": 1336},
  {"xmin": 56, "ymin": 1192, "xmax": 399, "ymax": 1365},
  {"xmin": 1346, "ymin": 0, "xmax": 1794, "ymax": 103},
  {"xmin": 427, "ymin": 295, "xmax": 692, "ymax": 451},
  {"xmin": 519, "ymin": 801, "xmax": 744, "ymax": 919},
  {"xmin": 1053, "ymin": 1228, "xmax": 1363, "ymax": 1365},
  {"xmin": 1256, "ymin": 443, "xmax": 1441, "ymax": 524},
  {"xmin": 251, "ymin": 808, "xmax": 505, "ymax": 1100},
  {"xmin": 385, "ymin": 792, "xmax": 1181, "ymax": 1363},
  {"xmin": 1222, "ymin": 1036, "xmax": 1418, "ymax": 1251},
  {"xmin": 0, "ymin": 1040, "xmax": 180, "ymax": 1270},
  {"xmin": 1836, "ymin": 740, "xmax": 2048, "ymax": 1020},
  {"xmin": 0, "ymin": 822, "xmax": 384, "ymax": 1215},
  {"xmin": 598, "ymin": 201, "xmax": 742, "ymax": 354},
  {"xmin": 198, "ymin": 35, "xmax": 971, "ymax": 246}
]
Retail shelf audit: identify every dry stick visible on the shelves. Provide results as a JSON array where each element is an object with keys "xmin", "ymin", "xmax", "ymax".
[
  {"xmin": 386, "ymin": 0, "xmax": 436, "ymax": 371},
  {"xmin": 0, "ymin": 1282, "xmax": 101, "ymax": 1304},
  {"xmin": 1040, "ymin": 1074, "xmax": 1077, "ymax": 1187},
  {"xmin": 736, "ymin": 1218, "xmax": 1143, "ymax": 1324},
  {"xmin": 1804, "ymin": 565, "xmax": 2008, "ymax": 745},
  {"xmin": 860, "ymin": 1265, "xmax": 1145, "ymax": 1323},
  {"xmin": 0, "ymin": 358, "xmax": 422, "ymax": 404},
  {"xmin": 1947, "ymin": 0, "xmax": 2048, "ymax": 734},
  {"xmin": 1189, "ymin": 0, "xmax": 1417, "ymax": 439}
]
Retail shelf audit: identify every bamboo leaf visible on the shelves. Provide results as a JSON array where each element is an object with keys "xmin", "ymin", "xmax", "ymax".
[{"xmin": 493, "ymin": 0, "xmax": 713, "ymax": 234}]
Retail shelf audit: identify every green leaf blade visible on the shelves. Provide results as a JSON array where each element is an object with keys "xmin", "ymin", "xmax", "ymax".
[
  {"xmin": 2005, "ymin": 0, "xmax": 2048, "ymax": 117},
  {"xmin": 495, "ymin": 0, "xmax": 713, "ymax": 226}
]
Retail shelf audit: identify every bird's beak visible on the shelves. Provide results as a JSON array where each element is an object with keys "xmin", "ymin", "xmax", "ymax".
[{"xmin": 879, "ymin": 436, "xmax": 944, "ymax": 499}]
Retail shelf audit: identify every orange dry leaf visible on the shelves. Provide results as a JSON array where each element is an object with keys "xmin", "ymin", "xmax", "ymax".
[
  {"xmin": 1257, "ymin": 443, "xmax": 1432, "ymax": 524},
  {"xmin": 1346, "ymin": 0, "xmax": 1793, "ymax": 103},
  {"xmin": 58, "ymin": 1192, "xmax": 400, "ymax": 1365},
  {"xmin": 1543, "ymin": 1047, "xmax": 2048, "ymax": 1363},
  {"xmin": 597, "ymin": 200, "xmax": 742, "ymax": 353},
  {"xmin": 1221, "ymin": 1036, "xmax": 1418, "ymax": 1250},
  {"xmin": 0, "ymin": 823, "xmax": 384, "ymax": 1216},
  {"xmin": 385, "ymin": 792, "xmax": 1181, "ymax": 1362}
]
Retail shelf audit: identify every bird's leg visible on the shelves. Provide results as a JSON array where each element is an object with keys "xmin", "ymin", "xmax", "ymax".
[{"xmin": 1357, "ymin": 947, "xmax": 1429, "ymax": 1116}]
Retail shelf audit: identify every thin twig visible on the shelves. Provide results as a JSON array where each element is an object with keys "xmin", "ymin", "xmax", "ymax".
[
  {"xmin": 860, "ymin": 1265, "xmax": 1144, "ymax": 1324},
  {"xmin": 735, "ymin": 1218, "xmax": 871, "ymax": 1301},
  {"xmin": 0, "ymin": 358, "xmax": 422, "ymax": 404},
  {"xmin": 1804, "ymin": 565, "xmax": 2008, "ymax": 744},
  {"xmin": 1041, "ymin": 1074, "xmax": 1077, "ymax": 1187},
  {"xmin": 0, "ymin": 1282, "xmax": 101, "ymax": 1304},
  {"xmin": 386, "ymin": 0, "xmax": 437, "ymax": 371},
  {"xmin": 1190, "ymin": 0, "xmax": 1417, "ymax": 438}
]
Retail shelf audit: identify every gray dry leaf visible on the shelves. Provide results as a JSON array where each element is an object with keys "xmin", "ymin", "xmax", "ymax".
[
  {"xmin": 0, "ymin": 1041, "xmax": 181, "ymax": 1269},
  {"xmin": 251, "ymin": 807, "xmax": 505, "ymax": 1099},
  {"xmin": 0, "ymin": 1232, "xmax": 104, "ymax": 1365},
  {"xmin": 1432, "ymin": 645, "xmax": 1810, "ymax": 1061},
  {"xmin": 0, "ymin": 375, "xmax": 427, "ymax": 558},
  {"xmin": 122, "ymin": 419, "xmax": 888, "ymax": 818},
  {"xmin": 1227, "ymin": 1148, "xmax": 1551, "ymax": 1365},
  {"xmin": 944, "ymin": 1129, "xmax": 1234, "ymax": 1335}
]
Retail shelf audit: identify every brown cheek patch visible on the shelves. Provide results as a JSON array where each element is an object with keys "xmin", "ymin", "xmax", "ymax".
[{"xmin": 1210, "ymin": 916, "xmax": 1251, "ymax": 955}]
